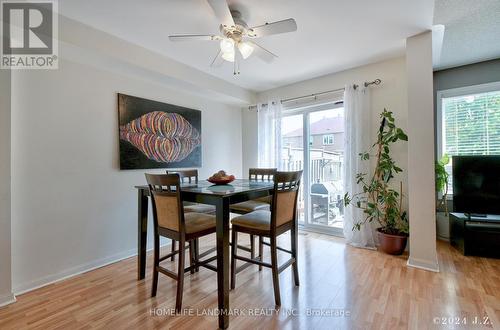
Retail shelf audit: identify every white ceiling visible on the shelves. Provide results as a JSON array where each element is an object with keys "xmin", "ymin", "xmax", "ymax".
[
  {"xmin": 60, "ymin": 0, "xmax": 435, "ymax": 92},
  {"xmin": 433, "ymin": 0, "xmax": 500, "ymax": 70}
]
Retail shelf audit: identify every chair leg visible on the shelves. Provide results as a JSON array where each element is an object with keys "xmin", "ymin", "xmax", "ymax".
[
  {"xmin": 270, "ymin": 236, "xmax": 281, "ymax": 306},
  {"xmin": 230, "ymin": 228, "xmax": 238, "ymax": 290},
  {"xmin": 189, "ymin": 240, "xmax": 195, "ymax": 274},
  {"xmin": 151, "ymin": 232, "xmax": 160, "ymax": 297},
  {"xmin": 171, "ymin": 239, "xmax": 176, "ymax": 261},
  {"xmin": 250, "ymin": 234, "xmax": 255, "ymax": 259},
  {"xmin": 258, "ymin": 236, "xmax": 263, "ymax": 271},
  {"xmin": 194, "ymin": 238, "xmax": 200, "ymax": 272},
  {"xmin": 291, "ymin": 226, "xmax": 300, "ymax": 286},
  {"xmin": 175, "ymin": 238, "xmax": 186, "ymax": 313}
]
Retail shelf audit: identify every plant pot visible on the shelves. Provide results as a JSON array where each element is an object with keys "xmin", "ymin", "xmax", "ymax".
[
  {"xmin": 377, "ymin": 228, "xmax": 408, "ymax": 255},
  {"xmin": 436, "ymin": 212, "xmax": 450, "ymax": 241}
]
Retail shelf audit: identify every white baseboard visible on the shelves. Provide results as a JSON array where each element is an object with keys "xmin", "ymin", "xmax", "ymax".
[
  {"xmin": 13, "ymin": 242, "xmax": 171, "ymax": 296},
  {"xmin": 407, "ymin": 257, "xmax": 439, "ymax": 272},
  {"xmin": 0, "ymin": 292, "xmax": 16, "ymax": 308}
]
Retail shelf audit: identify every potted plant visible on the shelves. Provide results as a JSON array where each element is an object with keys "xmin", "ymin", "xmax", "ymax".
[
  {"xmin": 435, "ymin": 154, "xmax": 450, "ymax": 240},
  {"xmin": 344, "ymin": 109, "xmax": 409, "ymax": 255}
]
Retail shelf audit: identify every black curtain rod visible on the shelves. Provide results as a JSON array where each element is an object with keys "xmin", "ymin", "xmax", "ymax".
[
  {"xmin": 280, "ymin": 87, "xmax": 345, "ymax": 103},
  {"xmin": 250, "ymin": 78, "xmax": 382, "ymax": 109}
]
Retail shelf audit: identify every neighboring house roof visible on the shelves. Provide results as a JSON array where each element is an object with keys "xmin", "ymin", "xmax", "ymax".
[{"xmin": 284, "ymin": 116, "xmax": 344, "ymax": 137}]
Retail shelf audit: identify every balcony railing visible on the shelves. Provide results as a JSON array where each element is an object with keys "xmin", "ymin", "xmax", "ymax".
[
  {"xmin": 280, "ymin": 146, "xmax": 343, "ymax": 182},
  {"xmin": 280, "ymin": 146, "xmax": 344, "ymax": 227}
]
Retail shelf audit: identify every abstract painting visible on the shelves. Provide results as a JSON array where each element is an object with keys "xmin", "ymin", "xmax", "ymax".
[{"xmin": 118, "ymin": 93, "xmax": 202, "ymax": 170}]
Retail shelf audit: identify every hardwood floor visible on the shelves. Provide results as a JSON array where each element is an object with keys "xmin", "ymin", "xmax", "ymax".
[{"xmin": 1, "ymin": 232, "xmax": 499, "ymax": 330}]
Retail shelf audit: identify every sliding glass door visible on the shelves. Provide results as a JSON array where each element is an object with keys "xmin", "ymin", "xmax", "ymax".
[{"xmin": 281, "ymin": 103, "xmax": 345, "ymax": 236}]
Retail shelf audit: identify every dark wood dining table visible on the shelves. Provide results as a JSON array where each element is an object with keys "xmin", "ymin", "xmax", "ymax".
[{"xmin": 135, "ymin": 179, "xmax": 274, "ymax": 329}]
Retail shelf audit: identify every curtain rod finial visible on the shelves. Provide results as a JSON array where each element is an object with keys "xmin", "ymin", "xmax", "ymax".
[{"xmin": 364, "ymin": 79, "xmax": 382, "ymax": 87}]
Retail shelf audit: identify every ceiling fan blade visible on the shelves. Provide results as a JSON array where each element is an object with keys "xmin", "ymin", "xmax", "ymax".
[
  {"xmin": 210, "ymin": 49, "xmax": 224, "ymax": 68},
  {"xmin": 248, "ymin": 18, "xmax": 297, "ymax": 38},
  {"xmin": 246, "ymin": 41, "xmax": 277, "ymax": 63},
  {"xmin": 169, "ymin": 34, "xmax": 222, "ymax": 42},
  {"xmin": 207, "ymin": 0, "xmax": 235, "ymax": 28}
]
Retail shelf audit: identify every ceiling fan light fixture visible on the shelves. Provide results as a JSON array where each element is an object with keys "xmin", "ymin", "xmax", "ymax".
[
  {"xmin": 237, "ymin": 42, "xmax": 254, "ymax": 59},
  {"xmin": 219, "ymin": 38, "xmax": 234, "ymax": 54},
  {"xmin": 221, "ymin": 50, "xmax": 235, "ymax": 62}
]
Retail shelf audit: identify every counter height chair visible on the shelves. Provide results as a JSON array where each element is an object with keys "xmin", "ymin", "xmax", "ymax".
[
  {"xmin": 229, "ymin": 168, "xmax": 276, "ymax": 260},
  {"xmin": 230, "ymin": 170, "xmax": 302, "ymax": 306},
  {"xmin": 146, "ymin": 173, "xmax": 217, "ymax": 312},
  {"xmin": 167, "ymin": 169, "xmax": 216, "ymax": 261},
  {"xmin": 230, "ymin": 168, "xmax": 276, "ymax": 214},
  {"xmin": 167, "ymin": 169, "xmax": 216, "ymax": 214}
]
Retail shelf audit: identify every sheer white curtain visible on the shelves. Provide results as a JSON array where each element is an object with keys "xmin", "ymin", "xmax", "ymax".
[
  {"xmin": 343, "ymin": 85, "xmax": 376, "ymax": 249},
  {"xmin": 257, "ymin": 100, "xmax": 282, "ymax": 168}
]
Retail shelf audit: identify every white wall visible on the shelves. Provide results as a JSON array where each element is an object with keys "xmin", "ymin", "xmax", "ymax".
[
  {"xmin": 0, "ymin": 69, "xmax": 15, "ymax": 306},
  {"xmin": 244, "ymin": 57, "xmax": 409, "ymax": 202},
  {"xmin": 10, "ymin": 56, "xmax": 243, "ymax": 293},
  {"xmin": 406, "ymin": 32, "xmax": 439, "ymax": 272},
  {"xmin": 241, "ymin": 108, "xmax": 259, "ymax": 175}
]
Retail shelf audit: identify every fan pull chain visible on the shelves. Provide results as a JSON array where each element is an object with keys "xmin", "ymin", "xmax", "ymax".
[{"xmin": 233, "ymin": 56, "xmax": 240, "ymax": 75}]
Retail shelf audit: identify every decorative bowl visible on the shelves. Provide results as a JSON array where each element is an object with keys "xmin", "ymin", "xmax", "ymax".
[{"xmin": 207, "ymin": 177, "xmax": 235, "ymax": 185}]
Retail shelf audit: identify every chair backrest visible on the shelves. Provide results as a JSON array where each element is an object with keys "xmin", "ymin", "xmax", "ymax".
[
  {"xmin": 249, "ymin": 168, "xmax": 277, "ymax": 181},
  {"xmin": 271, "ymin": 171, "xmax": 303, "ymax": 228},
  {"xmin": 166, "ymin": 169, "xmax": 199, "ymax": 184},
  {"xmin": 146, "ymin": 173, "xmax": 184, "ymax": 233}
]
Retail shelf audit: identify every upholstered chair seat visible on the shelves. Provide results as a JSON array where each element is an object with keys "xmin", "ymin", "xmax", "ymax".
[
  {"xmin": 231, "ymin": 210, "xmax": 271, "ymax": 230},
  {"xmin": 184, "ymin": 203, "xmax": 216, "ymax": 214},
  {"xmin": 254, "ymin": 195, "xmax": 272, "ymax": 203},
  {"xmin": 229, "ymin": 200, "xmax": 270, "ymax": 213},
  {"xmin": 184, "ymin": 213, "xmax": 216, "ymax": 233}
]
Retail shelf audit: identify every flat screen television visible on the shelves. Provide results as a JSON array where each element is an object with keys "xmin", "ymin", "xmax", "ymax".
[{"xmin": 452, "ymin": 155, "xmax": 500, "ymax": 215}]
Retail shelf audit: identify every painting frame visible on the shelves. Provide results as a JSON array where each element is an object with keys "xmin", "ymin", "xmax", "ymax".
[{"xmin": 117, "ymin": 93, "xmax": 202, "ymax": 170}]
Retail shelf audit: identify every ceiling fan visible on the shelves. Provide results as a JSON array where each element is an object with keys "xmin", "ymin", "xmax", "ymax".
[{"xmin": 168, "ymin": 0, "xmax": 298, "ymax": 74}]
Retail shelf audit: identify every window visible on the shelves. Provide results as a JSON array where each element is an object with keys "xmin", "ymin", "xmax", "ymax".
[
  {"xmin": 322, "ymin": 134, "xmax": 334, "ymax": 145},
  {"xmin": 437, "ymin": 82, "xmax": 500, "ymax": 192}
]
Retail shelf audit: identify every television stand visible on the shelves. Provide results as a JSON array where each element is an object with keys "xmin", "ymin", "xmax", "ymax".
[
  {"xmin": 450, "ymin": 213, "xmax": 500, "ymax": 258},
  {"xmin": 465, "ymin": 213, "xmax": 487, "ymax": 218}
]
